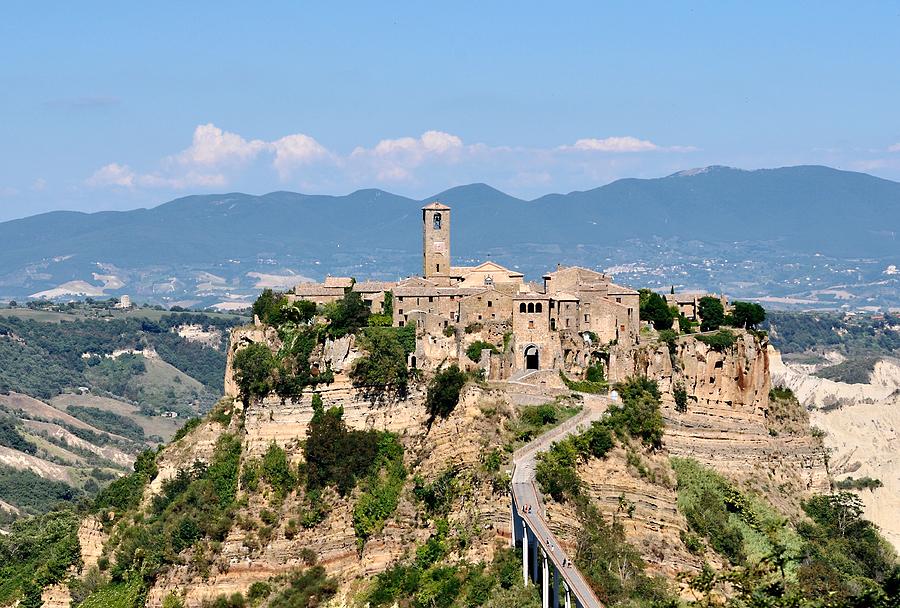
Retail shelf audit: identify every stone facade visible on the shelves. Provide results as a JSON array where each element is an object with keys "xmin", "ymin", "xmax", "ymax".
[{"xmin": 286, "ymin": 200, "xmax": 647, "ymax": 378}]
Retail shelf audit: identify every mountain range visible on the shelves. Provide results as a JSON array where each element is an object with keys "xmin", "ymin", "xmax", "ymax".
[{"xmin": 1, "ymin": 165, "xmax": 897, "ymax": 309}]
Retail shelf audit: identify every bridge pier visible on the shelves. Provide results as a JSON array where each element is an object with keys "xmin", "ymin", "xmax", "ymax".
[
  {"xmin": 553, "ymin": 565, "xmax": 560, "ymax": 608},
  {"xmin": 522, "ymin": 526, "xmax": 529, "ymax": 586},
  {"xmin": 542, "ymin": 551, "xmax": 550, "ymax": 608}
]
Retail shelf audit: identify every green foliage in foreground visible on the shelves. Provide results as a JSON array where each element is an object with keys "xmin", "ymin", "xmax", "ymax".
[
  {"xmin": 100, "ymin": 434, "xmax": 241, "ymax": 590},
  {"xmin": 639, "ymin": 289, "xmax": 674, "ymax": 331},
  {"xmin": 352, "ymin": 433, "xmax": 406, "ymax": 548},
  {"xmin": 78, "ymin": 577, "xmax": 143, "ymax": 608},
  {"xmin": 368, "ymin": 531, "xmax": 537, "ymax": 608},
  {"xmin": 574, "ymin": 495, "xmax": 672, "ymax": 607},
  {"xmin": 303, "ymin": 398, "xmax": 406, "ymax": 545},
  {"xmin": 673, "ymin": 457, "xmax": 900, "ymax": 606},
  {"xmin": 0, "ymin": 510, "xmax": 81, "ymax": 607},
  {"xmin": 266, "ymin": 565, "xmax": 338, "ymax": 608},
  {"xmin": 559, "ymin": 369, "xmax": 608, "ymax": 394},
  {"xmin": 351, "ymin": 327, "xmax": 410, "ymax": 399}
]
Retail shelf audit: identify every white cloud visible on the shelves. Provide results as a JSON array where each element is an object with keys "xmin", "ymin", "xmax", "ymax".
[
  {"xmin": 888, "ymin": 143, "xmax": 900, "ymax": 152},
  {"xmin": 87, "ymin": 163, "xmax": 136, "ymax": 188},
  {"xmin": 272, "ymin": 133, "xmax": 332, "ymax": 179},
  {"xmin": 85, "ymin": 125, "xmax": 699, "ymax": 192},
  {"xmin": 559, "ymin": 136, "xmax": 698, "ymax": 153},
  {"xmin": 567, "ymin": 136, "xmax": 660, "ymax": 152},
  {"xmin": 172, "ymin": 123, "xmax": 268, "ymax": 167},
  {"xmin": 31, "ymin": 178, "xmax": 47, "ymax": 192}
]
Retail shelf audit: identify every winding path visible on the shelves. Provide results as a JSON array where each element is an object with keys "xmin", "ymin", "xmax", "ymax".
[{"xmin": 510, "ymin": 392, "xmax": 609, "ymax": 608}]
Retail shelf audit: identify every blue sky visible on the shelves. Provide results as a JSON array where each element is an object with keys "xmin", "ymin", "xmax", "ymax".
[{"xmin": 2, "ymin": 2, "xmax": 899, "ymax": 220}]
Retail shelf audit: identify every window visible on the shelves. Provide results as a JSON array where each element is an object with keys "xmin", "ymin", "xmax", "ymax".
[
  {"xmin": 519, "ymin": 303, "xmax": 526, "ymax": 313},
  {"xmin": 535, "ymin": 303, "xmax": 542, "ymax": 313},
  {"xmin": 398, "ymin": 320, "xmax": 404, "ymax": 327},
  {"xmin": 398, "ymin": 309, "xmax": 403, "ymax": 315},
  {"xmin": 527, "ymin": 303, "xmax": 534, "ymax": 313},
  {"xmin": 429, "ymin": 296, "xmax": 434, "ymax": 303},
  {"xmin": 478, "ymin": 314, "xmax": 482, "ymax": 320},
  {"xmin": 436, "ymin": 263, "xmax": 440, "ymax": 273},
  {"xmin": 398, "ymin": 296, "xmax": 403, "ymax": 302},
  {"xmin": 616, "ymin": 297, "xmax": 622, "ymax": 303},
  {"xmin": 584, "ymin": 314, "xmax": 590, "ymax": 322},
  {"xmin": 528, "ymin": 320, "xmax": 534, "ymax": 329},
  {"xmin": 565, "ymin": 318, "xmax": 570, "ymax": 328},
  {"xmin": 433, "ymin": 212, "xmax": 442, "ymax": 230},
  {"xmin": 487, "ymin": 300, "xmax": 492, "ymax": 307},
  {"xmin": 550, "ymin": 301, "xmax": 555, "ymax": 309}
]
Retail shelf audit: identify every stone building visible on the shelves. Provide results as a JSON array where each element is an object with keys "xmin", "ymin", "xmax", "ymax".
[{"xmin": 289, "ymin": 200, "xmax": 645, "ymax": 377}]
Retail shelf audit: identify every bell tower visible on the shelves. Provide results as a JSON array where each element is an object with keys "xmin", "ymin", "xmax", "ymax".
[{"xmin": 422, "ymin": 201, "xmax": 451, "ymax": 285}]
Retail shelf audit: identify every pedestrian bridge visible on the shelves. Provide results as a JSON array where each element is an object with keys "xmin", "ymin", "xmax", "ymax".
[{"xmin": 509, "ymin": 395, "xmax": 607, "ymax": 608}]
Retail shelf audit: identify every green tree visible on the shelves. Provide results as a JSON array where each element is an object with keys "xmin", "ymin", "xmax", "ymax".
[
  {"xmin": 324, "ymin": 289, "xmax": 370, "ymax": 337},
  {"xmin": 350, "ymin": 329, "xmax": 408, "ymax": 398},
  {"xmin": 731, "ymin": 301, "xmax": 766, "ymax": 329},
  {"xmin": 698, "ymin": 296, "xmax": 725, "ymax": 331},
  {"xmin": 639, "ymin": 290, "xmax": 674, "ymax": 330}
]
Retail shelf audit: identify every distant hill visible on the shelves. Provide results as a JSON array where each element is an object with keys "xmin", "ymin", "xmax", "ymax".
[{"xmin": 0, "ymin": 165, "xmax": 897, "ymax": 309}]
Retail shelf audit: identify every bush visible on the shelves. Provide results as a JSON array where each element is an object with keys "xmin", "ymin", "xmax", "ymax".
[
  {"xmin": 353, "ymin": 434, "xmax": 406, "ymax": 547},
  {"xmin": 607, "ymin": 377, "xmax": 664, "ymax": 448},
  {"xmin": 696, "ymin": 329, "xmax": 736, "ymax": 351},
  {"xmin": 466, "ymin": 340, "xmax": 497, "ymax": 363},
  {"xmin": 261, "ymin": 442, "xmax": 296, "ymax": 499},
  {"xmin": 232, "ymin": 343, "xmax": 276, "ymax": 403},
  {"xmin": 323, "ymin": 289, "xmax": 370, "ymax": 338},
  {"xmin": 674, "ymin": 383, "xmax": 688, "ymax": 413},
  {"xmin": 425, "ymin": 365, "xmax": 468, "ymax": 421},
  {"xmin": 464, "ymin": 322, "xmax": 482, "ymax": 334},
  {"xmin": 267, "ymin": 566, "xmax": 337, "ymax": 608},
  {"xmin": 835, "ymin": 476, "xmax": 883, "ymax": 491}
]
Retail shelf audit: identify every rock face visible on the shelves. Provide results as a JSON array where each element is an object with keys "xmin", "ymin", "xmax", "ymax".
[
  {"xmin": 772, "ymin": 349, "xmax": 900, "ymax": 550},
  {"xmin": 538, "ymin": 332, "xmax": 830, "ymax": 583},
  {"xmin": 102, "ymin": 327, "xmax": 832, "ymax": 606},
  {"xmin": 144, "ymin": 347, "xmax": 513, "ymax": 607}
]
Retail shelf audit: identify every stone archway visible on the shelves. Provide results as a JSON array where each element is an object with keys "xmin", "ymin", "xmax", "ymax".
[{"xmin": 524, "ymin": 345, "xmax": 539, "ymax": 370}]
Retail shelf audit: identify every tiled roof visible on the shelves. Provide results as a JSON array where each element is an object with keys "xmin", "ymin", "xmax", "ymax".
[
  {"xmin": 352, "ymin": 281, "xmax": 396, "ymax": 292},
  {"xmin": 422, "ymin": 201, "xmax": 451, "ymax": 210}
]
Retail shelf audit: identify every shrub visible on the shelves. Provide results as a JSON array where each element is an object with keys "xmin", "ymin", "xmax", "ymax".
[
  {"xmin": 267, "ymin": 566, "xmax": 337, "ymax": 608},
  {"xmin": 465, "ymin": 340, "xmax": 496, "ymax": 363},
  {"xmin": 696, "ymin": 329, "xmax": 736, "ymax": 351},
  {"xmin": 607, "ymin": 377, "xmax": 664, "ymax": 448},
  {"xmin": 261, "ymin": 442, "xmax": 296, "ymax": 499},
  {"xmin": 464, "ymin": 322, "xmax": 482, "ymax": 334},
  {"xmin": 835, "ymin": 476, "xmax": 883, "ymax": 491},
  {"xmin": 674, "ymin": 383, "xmax": 688, "ymax": 413},
  {"xmin": 425, "ymin": 365, "xmax": 468, "ymax": 421},
  {"xmin": 353, "ymin": 434, "xmax": 406, "ymax": 547},
  {"xmin": 232, "ymin": 343, "xmax": 276, "ymax": 403}
]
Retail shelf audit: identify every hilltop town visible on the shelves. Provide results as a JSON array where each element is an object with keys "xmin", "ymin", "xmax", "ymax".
[{"xmin": 286, "ymin": 201, "xmax": 725, "ymax": 384}]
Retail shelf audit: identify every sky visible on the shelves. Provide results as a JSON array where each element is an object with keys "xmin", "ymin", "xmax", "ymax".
[{"xmin": 2, "ymin": 1, "xmax": 900, "ymax": 221}]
